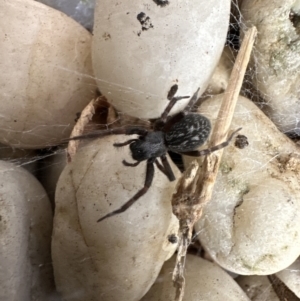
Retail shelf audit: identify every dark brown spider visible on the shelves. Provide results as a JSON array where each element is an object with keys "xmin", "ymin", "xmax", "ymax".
[{"xmin": 68, "ymin": 85, "xmax": 240, "ymax": 222}]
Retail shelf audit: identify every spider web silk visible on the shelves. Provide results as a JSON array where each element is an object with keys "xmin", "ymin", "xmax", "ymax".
[{"xmin": 1, "ymin": 1, "xmax": 300, "ymax": 300}]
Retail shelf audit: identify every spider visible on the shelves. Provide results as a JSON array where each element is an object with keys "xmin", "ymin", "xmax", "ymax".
[{"xmin": 68, "ymin": 85, "xmax": 241, "ymax": 222}]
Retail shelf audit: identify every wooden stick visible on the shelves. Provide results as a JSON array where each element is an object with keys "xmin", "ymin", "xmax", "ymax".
[
  {"xmin": 171, "ymin": 26, "xmax": 257, "ymax": 301},
  {"xmin": 66, "ymin": 98, "xmax": 97, "ymax": 163},
  {"xmin": 211, "ymin": 26, "xmax": 258, "ymax": 146}
]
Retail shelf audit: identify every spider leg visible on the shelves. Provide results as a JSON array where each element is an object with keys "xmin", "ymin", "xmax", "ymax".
[
  {"xmin": 155, "ymin": 88, "xmax": 200, "ymax": 131},
  {"xmin": 114, "ymin": 139, "xmax": 138, "ymax": 147},
  {"xmin": 155, "ymin": 155, "xmax": 176, "ymax": 181},
  {"xmin": 167, "ymin": 84, "xmax": 180, "ymax": 100},
  {"xmin": 97, "ymin": 159, "xmax": 155, "ymax": 222},
  {"xmin": 65, "ymin": 126, "xmax": 148, "ymax": 142},
  {"xmin": 158, "ymin": 84, "xmax": 190, "ymax": 123},
  {"xmin": 161, "ymin": 95, "xmax": 190, "ymax": 122},
  {"xmin": 122, "ymin": 160, "xmax": 140, "ymax": 167},
  {"xmin": 181, "ymin": 128, "xmax": 242, "ymax": 157},
  {"xmin": 182, "ymin": 87, "xmax": 201, "ymax": 113}
]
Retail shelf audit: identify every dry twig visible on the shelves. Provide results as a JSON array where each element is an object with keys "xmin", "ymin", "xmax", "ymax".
[
  {"xmin": 66, "ymin": 96, "xmax": 115, "ymax": 162},
  {"xmin": 171, "ymin": 26, "xmax": 257, "ymax": 301},
  {"xmin": 67, "ymin": 97, "xmax": 97, "ymax": 163},
  {"xmin": 66, "ymin": 94, "xmax": 151, "ymax": 163}
]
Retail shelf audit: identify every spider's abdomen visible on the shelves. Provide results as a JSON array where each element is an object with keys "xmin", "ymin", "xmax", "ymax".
[{"xmin": 165, "ymin": 113, "xmax": 211, "ymax": 152}]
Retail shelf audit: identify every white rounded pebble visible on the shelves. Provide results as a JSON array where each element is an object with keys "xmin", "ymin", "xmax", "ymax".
[
  {"xmin": 184, "ymin": 94, "xmax": 300, "ymax": 275},
  {"xmin": 141, "ymin": 254, "xmax": 251, "ymax": 301},
  {"xmin": 241, "ymin": 0, "xmax": 300, "ymax": 134},
  {"xmin": 0, "ymin": 0, "xmax": 96, "ymax": 149},
  {"xmin": 0, "ymin": 161, "xmax": 54, "ymax": 300},
  {"xmin": 93, "ymin": 0, "xmax": 231, "ymax": 119},
  {"xmin": 52, "ymin": 136, "xmax": 180, "ymax": 301}
]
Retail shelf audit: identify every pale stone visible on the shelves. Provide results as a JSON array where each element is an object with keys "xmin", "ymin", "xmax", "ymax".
[
  {"xmin": 93, "ymin": 0, "xmax": 231, "ymax": 119},
  {"xmin": 241, "ymin": 0, "xmax": 300, "ymax": 135},
  {"xmin": 184, "ymin": 94, "xmax": 300, "ymax": 275},
  {"xmin": 141, "ymin": 254, "xmax": 250, "ymax": 301},
  {"xmin": 0, "ymin": 161, "xmax": 54, "ymax": 300},
  {"xmin": 52, "ymin": 136, "xmax": 180, "ymax": 301},
  {"xmin": 0, "ymin": 0, "xmax": 96, "ymax": 149}
]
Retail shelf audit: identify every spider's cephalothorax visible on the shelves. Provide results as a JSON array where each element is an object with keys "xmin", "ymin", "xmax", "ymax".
[
  {"xmin": 68, "ymin": 85, "xmax": 241, "ymax": 222},
  {"xmin": 130, "ymin": 131, "xmax": 167, "ymax": 161}
]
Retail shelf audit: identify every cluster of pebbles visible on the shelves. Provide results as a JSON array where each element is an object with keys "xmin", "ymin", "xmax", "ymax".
[{"xmin": 1, "ymin": 0, "xmax": 300, "ymax": 300}]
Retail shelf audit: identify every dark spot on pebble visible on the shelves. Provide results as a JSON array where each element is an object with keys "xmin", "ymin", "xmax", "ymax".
[
  {"xmin": 137, "ymin": 12, "xmax": 154, "ymax": 35},
  {"xmin": 168, "ymin": 234, "xmax": 178, "ymax": 244},
  {"xmin": 153, "ymin": 0, "xmax": 169, "ymax": 7},
  {"xmin": 235, "ymin": 134, "xmax": 249, "ymax": 149}
]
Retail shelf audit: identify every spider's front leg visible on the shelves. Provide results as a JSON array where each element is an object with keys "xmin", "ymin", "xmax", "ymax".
[
  {"xmin": 160, "ymin": 84, "xmax": 191, "ymax": 123},
  {"xmin": 97, "ymin": 158, "xmax": 155, "ymax": 222},
  {"xmin": 122, "ymin": 160, "xmax": 140, "ymax": 167},
  {"xmin": 162, "ymin": 85, "xmax": 201, "ymax": 119},
  {"xmin": 156, "ymin": 86, "xmax": 200, "ymax": 133},
  {"xmin": 113, "ymin": 139, "xmax": 142, "ymax": 167},
  {"xmin": 65, "ymin": 126, "xmax": 148, "ymax": 142}
]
